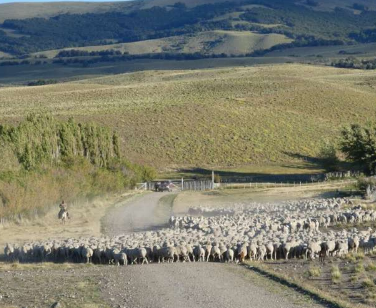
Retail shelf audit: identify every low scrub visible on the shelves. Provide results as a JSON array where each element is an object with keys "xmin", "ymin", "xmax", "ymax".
[
  {"xmin": 365, "ymin": 263, "xmax": 376, "ymax": 272},
  {"xmin": 355, "ymin": 262, "xmax": 365, "ymax": 273},
  {"xmin": 362, "ymin": 278, "xmax": 375, "ymax": 289},
  {"xmin": 331, "ymin": 265, "xmax": 342, "ymax": 282},
  {"xmin": 307, "ymin": 266, "xmax": 321, "ymax": 278}
]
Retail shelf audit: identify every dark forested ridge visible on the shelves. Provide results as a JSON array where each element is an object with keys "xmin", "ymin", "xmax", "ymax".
[{"xmin": 1, "ymin": 0, "xmax": 376, "ymax": 56}]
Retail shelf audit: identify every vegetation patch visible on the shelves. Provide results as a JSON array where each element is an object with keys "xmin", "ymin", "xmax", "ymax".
[{"xmin": 0, "ymin": 114, "xmax": 155, "ymax": 221}]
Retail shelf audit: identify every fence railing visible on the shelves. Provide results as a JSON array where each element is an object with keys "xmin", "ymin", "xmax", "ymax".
[
  {"xmin": 139, "ymin": 179, "xmax": 357, "ymax": 192},
  {"xmin": 216, "ymin": 179, "xmax": 357, "ymax": 190}
]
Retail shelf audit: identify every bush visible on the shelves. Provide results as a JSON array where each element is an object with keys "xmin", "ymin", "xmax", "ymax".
[
  {"xmin": 357, "ymin": 177, "xmax": 376, "ymax": 192},
  {"xmin": 354, "ymin": 262, "xmax": 364, "ymax": 273},
  {"xmin": 331, "ymin": 265, "xmax": 342, "ymax": 282},
  {"xmin": 365, "ymin": 263, "xmax": 376, "ymax": 272},
  {"xmin": 362, "ymin": 278, "xmax": 375, "ymax": 289},
  {"xmin": 318, "ymin": 141, "xmax": 340, "ymax": 171},
  {"xmin": 307, "ymin": 266, "xmax": 321, "ymax": 277}
]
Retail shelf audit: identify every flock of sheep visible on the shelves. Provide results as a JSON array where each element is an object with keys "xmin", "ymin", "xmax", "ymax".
[{"xmin": 4, "ymin": 198, "xmax": 376, "ymax": 265}]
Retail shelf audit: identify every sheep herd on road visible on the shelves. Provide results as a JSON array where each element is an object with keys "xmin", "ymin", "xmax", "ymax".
[{"xmin": 3, "ymin": 198, "xmax": 376, "ymax": 266}]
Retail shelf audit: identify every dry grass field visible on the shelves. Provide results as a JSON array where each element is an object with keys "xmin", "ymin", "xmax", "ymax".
[{"xmin": 0, "ymin": 64, "xmax": 375, "ymax": 171}]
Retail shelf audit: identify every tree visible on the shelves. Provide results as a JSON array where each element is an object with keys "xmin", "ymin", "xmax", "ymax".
[
  {"xmin": 318, "ymin": 141, "xmax": 339, "ymax": 171},
  {"xmin": 340, "ymin": 123, "xmax": 376, "ymax": 174}
]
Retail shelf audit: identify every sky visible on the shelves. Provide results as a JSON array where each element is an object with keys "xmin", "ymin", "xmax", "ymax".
[{"xmin": 0, "ymin": 0, "xmax": 129, "ymax": 3}]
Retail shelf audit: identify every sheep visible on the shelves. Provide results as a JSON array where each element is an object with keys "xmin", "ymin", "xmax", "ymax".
[
  {"xmin": 113, "ymin": 249, "xmax": 127, "ymax": 266},
  {"xmin": 4, "ymin": 243, "xmax": 15, "ymax": 262},
  {"xmin": 306, "ymin": 242, "xmax": 321, "ymax": 260},
  {"xmin": 348, "ymin": 236, "xmax": 360, "ymax": 254},
  {"xmin": 4, "ymin": 197, "xmax": 371, "ymax": 267},
  {"xmin": 225, "ymin": 247, "xmax": 234, "ymax": 262},
  {"xmin": 81, "ymin": 246, "xmax": 93, "ymax": 264},
  {"xmin": 194, "ymin": 245, "xmax": 205, "ymax": 262}
]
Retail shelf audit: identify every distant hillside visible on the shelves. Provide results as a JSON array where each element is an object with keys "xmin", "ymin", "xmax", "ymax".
[
  {"xmin": 0, "ymin": 64, "xmax": 375, "ymax": 169},
  {"xmin": 0, "ymin": 1, "xmax": 137, "ymax": 23},
  {"xmin": 34, "ymin": 30, "xmax": 292, "ymax": 58},
  {"xmin": 1, "ymin": 0, "xmax": 376, "ymax": 57}
]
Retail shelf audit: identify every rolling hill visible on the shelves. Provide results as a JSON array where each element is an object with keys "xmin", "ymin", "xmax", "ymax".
[
  {"xmin": 0, "ymin": 0, "xmax": 376, "ymax": 57},
  {"xmin": 34, "ymin": 30, "xmax": 292, "ymax": 58},
  {"xmin": 0, "ymin": 64, "xmax": 375, "ymax": 170},
  {"xmin": 0, "ymin": 1, "xmax": 137, "ymax": 23},
  {"xmin": 0, "ymin": 0, "xmax": 374, "ymax": 23}
]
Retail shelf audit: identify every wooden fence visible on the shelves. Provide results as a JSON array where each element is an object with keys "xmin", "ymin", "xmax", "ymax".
[
  {"xmin": 139, "ymin": 179, "xmax": 357, "ymax": 192},
  {"xmin": 142, "ymin": 180, "xmax": 214, "ymax": 191}
]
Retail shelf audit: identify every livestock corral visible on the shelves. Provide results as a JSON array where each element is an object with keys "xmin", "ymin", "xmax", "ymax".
[{"xmin": 4, "ymin": 196, "xmax": 376, "ymax": 306}]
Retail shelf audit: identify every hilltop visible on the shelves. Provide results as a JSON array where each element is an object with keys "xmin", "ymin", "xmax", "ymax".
[{"xmin": 0, "ymin": 64, "xmax": 375, "ymax": 171}]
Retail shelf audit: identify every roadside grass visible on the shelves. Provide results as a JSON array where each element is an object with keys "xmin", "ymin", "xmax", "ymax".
[
  {"xmin": 245, "ymin": 261, "xmax": 359, "ymax": 308},
  {"xmin": 1, "ymin": 64, "xmax": 376, "ymax": 170}
]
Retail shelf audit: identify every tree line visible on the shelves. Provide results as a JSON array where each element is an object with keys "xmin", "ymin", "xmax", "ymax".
[
  {"xmin": 331, "ymin": 57, "xmax": 376, "ymax": 70},
  {"xmin": 0, "ymin": 114, "xmax": 155, "ymax": 220}
]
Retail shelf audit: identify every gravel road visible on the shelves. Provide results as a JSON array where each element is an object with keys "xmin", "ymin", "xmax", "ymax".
[
  {"xmin": 103, "ymin": 192, "xmax": 171, "ymax": 235},
  {"xmin": 100, "ymin": 192, "xmax": 326, "ymax": 308}
]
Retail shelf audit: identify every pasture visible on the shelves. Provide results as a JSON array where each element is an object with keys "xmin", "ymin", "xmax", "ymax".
[{"xmin": 0, "ymin": 64, "xmax": 375, "ymax": 172}]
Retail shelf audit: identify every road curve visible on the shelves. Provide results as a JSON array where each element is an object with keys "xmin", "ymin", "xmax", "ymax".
[{"xmin": 101, "ymin": 192, "xmax": 326, "ymax": 308}]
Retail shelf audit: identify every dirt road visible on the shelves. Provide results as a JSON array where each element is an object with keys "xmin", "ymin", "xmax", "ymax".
[
  {"xmin": 99, "ymin": 191, "xmax": 325, "ymax": 308},
  {"xmin": 103, "ymin": 192, "xmax": 172, "ymax": 235}
]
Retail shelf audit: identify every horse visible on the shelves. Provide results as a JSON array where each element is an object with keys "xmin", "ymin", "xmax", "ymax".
[{"xmin": 58, "ymin": 209, "xmax": 70, "ymax": 224}]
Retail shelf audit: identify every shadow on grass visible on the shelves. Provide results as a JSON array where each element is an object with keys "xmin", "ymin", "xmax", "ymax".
[
  {"xmin": 175, "ymin": 152, "xmax": 358, "ymax": 182},
  {"xmin": 283, "ymin": 152, "xmax": 355, "ymax": 173},
  {"xmin": 177, "ymin": 166, "xmax": 325, "ymax": 183}
]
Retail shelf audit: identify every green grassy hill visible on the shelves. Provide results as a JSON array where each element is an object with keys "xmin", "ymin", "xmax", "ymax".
[
  {"xmin": 0, "ymin": 64, "xmax": 375, "ymax": 171},
  {"xmin": 34, "ymin": 31, "xmax": 292, "ymax": 58}
]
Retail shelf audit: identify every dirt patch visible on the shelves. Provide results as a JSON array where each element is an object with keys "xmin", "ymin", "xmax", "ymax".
[
  {"xmin": 0, "ymin": 264, "xmax": 110, "ymax": 308},
  {"xmin": 173, "ymin": 186, "xmax": 350, "ymax": 214}
]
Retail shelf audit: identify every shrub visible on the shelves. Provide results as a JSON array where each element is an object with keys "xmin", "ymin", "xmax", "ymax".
[
  {"xmin": 362, "ymin": 278, "xmax": 375, "ymax": 289},
  {"xmin": 307, "ymin": 266, "xmax": 321, "ymax": 277},
  {"xmin": 354, "ymin": 262, "xmax": 364, "ymax": 273},
  {"xmin": 365, "ymin": 263, "xmax": 376, "ymax": 272},
  {"xmin": 318, "ymin": 141, "xmax": 340, "ymax": 171},
  {"xmin": 331, "ymin": 265, "xmax": 342, "ymax": 282}
]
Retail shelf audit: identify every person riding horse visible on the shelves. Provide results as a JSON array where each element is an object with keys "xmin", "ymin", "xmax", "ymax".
[{"xmin": 58, "ymin": 200, "xmax": 70, "ymax": 221}]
